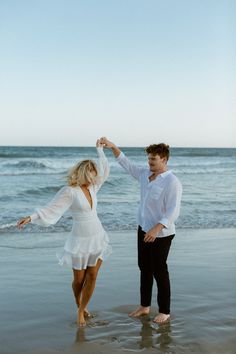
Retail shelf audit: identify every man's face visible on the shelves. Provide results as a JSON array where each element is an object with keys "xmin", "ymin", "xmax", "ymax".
[{"xmin": 147, "ymin": 153, "xmax": 167, "ymax": 172}]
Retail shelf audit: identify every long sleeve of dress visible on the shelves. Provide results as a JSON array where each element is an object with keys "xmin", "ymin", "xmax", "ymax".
[
  {"xmin": 30, "ymin": 186, "xmax": 73, "ymax": 227},
  {"xmin": 94, "ymin": 147, "xmax": 110, "ymax": 192},
  {"xmin": 116, "ymin": 151, "xmax": 143, "ymax": 181}
]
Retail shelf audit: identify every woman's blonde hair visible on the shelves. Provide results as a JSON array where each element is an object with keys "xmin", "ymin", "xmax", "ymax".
[{"xmin": 67, "ymin": 160, "xmax": 98, "ymax": 187}]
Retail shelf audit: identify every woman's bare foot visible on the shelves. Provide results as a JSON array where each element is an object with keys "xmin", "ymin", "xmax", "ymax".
[
  {"xmin": 84, "ymin": 308, "xmax": 91, "ymax": 318},
  {"xmin": 77, "ymin": 307, "xmax": 91, "ymax": 318},
  {"xmin": 77, "ymin": 310, "xmax": 86, "ymax": 327},
  {"xmin": 153, "ymin": 313, "xmax": 170, "ymax": 324},
  {"xmin": 129, "ymin": 306, "xmax": 150, "ymax": 317}
]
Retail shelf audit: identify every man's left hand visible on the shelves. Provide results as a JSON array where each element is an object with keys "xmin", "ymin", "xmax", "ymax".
[{"xmin": 144, "ymin": 229, "xmax": 157, "ymax": 243}]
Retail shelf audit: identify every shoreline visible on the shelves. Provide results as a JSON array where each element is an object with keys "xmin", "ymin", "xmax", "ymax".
[{"xmin": 0, "ymin": 228, "xmax": 236, "ymax": 354}]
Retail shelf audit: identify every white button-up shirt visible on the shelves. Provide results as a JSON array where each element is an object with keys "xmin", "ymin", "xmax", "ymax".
[{"xmin": 116, "ymin": 152, "xmax": 182, "ymax": 237}]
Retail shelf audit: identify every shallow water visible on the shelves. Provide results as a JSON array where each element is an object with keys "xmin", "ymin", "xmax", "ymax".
[{"xmin": 0, "ymin": 229, "xmax": 235, "ymax": 353}]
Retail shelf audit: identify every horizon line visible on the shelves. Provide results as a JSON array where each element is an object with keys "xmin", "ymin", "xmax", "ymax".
[{"xmin": 0, "ymin": 145, "xmax": 235, "ymax": 149}]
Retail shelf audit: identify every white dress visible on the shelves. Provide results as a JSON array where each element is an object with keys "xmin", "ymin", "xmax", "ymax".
[{"xmin": 30, "ymin": 147, "xmax": 112, "ymax": 270}]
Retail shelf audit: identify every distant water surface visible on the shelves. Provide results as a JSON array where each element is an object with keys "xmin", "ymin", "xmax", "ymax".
[{"xmin": 0, "ymin": 146, "xmax": 235, "ymax": 233}]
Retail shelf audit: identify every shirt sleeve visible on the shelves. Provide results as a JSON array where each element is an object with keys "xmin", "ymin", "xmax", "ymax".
[
  {"xmin": 159, "ymin": 180, "xmax": 182, "ymax": 228},
  {"xmin": 116, "ymin": 151, "xmax": 143, "ymax": 181},
  {"xmin": 94, "ymin": 147, "xmax": 110, "ymax": 192},
  {"xmin": 30, "ymin": 186, "xmax": 73, "ymax": 227}
]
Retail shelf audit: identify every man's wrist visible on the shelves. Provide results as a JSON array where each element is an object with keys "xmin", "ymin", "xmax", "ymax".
[
  {"xmin": 111, "ymin": 146, "xmax": 121, "ymax": 157},
  {"xmin": 153, "ymin": 224, "xmax": 164, "ymax": 235}
]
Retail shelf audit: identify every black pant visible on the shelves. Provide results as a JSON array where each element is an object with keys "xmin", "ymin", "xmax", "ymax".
[{"xmin": 138, "ymin": 226, "xmax": 174, "ymax": 314}]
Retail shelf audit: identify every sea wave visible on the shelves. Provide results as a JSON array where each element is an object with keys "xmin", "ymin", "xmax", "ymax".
[
  {"xmin": 173, "ymin": 167, "xmax": 236, "ymax": 174},
  {"xmin": 0, "ymin": 170, "xmax": 64, "ymax": 176},
  {"xmin": 0, "ymin": 222, "xmax": 17, "ymax": 230},
  {"xmin": 3, "ymin": 160, "xmax": 53, "ymax": 169},
  {"xmin": 2, "ymin": 154, "xmax": 235, "ymax": 177},
  {"xmin": 0, "ymin": 159, "xmax": 70, "ymax": 175},
  {"xmin": 0, "ymin": 157, "xmax": 107, "ymax": 175},
  {"xmin": 171, "ymin": 148, "xmax": 236, "ymax": 157},
  {"xmin": 170, "ymin": 160, "xmax": 236, "ymax": 167},
  {"xmin": 0, "ymin": 153, "xmax": 35, "ymax": 158},
  {"xmin": 1, "ymin": 205, "xmax": 236, "ymax": 235},
  {"xmin": 1, "ymin": 222, "xmax": 236, "ymax": 234},
  {"xmin": 19, "ymin": 185, "xmax": 63, "ymax": 197}
]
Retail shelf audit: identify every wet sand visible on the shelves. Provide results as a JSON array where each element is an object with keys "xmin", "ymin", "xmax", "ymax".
[{"xmin": 0, "ymin": 229, "xmax": 236, "ymax": 354}]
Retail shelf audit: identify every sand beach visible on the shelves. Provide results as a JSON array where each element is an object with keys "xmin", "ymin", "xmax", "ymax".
[{"xmin": 0, "ymin": 228, "xmax": 235, "ymax": 354}]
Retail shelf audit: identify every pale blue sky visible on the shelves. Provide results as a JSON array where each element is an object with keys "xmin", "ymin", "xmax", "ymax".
[{"xmin": 0, "ymin": 0, "xmax": 235, "ymax": 147}]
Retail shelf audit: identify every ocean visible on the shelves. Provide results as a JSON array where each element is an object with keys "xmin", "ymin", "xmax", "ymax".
[
  {"xmin": 0, "ymin": 146, "xmax": 235, "ymax": 233},
  {"xmin": 0, "ymin": 146, "xmax": 236, "ymax": 354}
]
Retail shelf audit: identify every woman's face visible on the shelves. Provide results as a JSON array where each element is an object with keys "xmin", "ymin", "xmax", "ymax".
[{"xmin": 84, "ymin": 169, "xmax": 97, "ymax": 187}]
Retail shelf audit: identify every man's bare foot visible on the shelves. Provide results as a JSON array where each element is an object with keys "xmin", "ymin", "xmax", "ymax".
[
  {"xmin": 153, "ymin": 313, "xmax": 170, "ymax": 324},
  {"xmin": 77, "ymin": 310, "xmax": 86, "ymax": 327},
  {"xmin": 129, "ymin": 306, "xmax": 150, "ymax": 317}
]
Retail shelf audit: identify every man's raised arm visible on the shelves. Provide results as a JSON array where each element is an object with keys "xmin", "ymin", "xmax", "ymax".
[{"xmin": 99, "ymin": 137, "xmax": 143, "ymax": 181}]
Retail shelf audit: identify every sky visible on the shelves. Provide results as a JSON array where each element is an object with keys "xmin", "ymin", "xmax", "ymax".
[{"xmin": 0, "ymin": 0, "xmax": 235, "ymax": 147}]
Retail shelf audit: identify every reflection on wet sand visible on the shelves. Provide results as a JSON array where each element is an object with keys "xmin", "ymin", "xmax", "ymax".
[
  {"xmin": 74, "ymin": 308, "xmax": 173, "ymax": 353},
  {"xmin": 139, "ymin": 317, "xmax": 172, "ymax": 350}
]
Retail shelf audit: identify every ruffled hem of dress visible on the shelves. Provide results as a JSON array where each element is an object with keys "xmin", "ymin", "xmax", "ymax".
[{"xmin": 56, "ymin": 243, "xmax": 112, "ymax": 270}]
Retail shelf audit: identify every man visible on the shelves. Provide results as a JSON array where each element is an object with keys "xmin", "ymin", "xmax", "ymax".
[{"xmin": 99, "ymin": 137, "xmax": 182, "ymax": 324}]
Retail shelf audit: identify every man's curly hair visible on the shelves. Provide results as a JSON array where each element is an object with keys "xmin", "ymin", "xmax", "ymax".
[{"xmin": 145, "ymin": 143, "xmax": 170, "ymax": 160}]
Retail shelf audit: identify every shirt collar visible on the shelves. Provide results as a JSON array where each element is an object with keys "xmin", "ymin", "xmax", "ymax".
[
  {"xmin": 159, "ymin": 170, "xmax": 171, "ymax": 179},
  {"xmin": 147, "ymin": 170, "xmax": 171, "ymax": 179}
]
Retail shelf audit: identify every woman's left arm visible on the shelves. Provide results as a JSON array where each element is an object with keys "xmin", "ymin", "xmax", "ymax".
[{"xmin": 17, "ymin": 186, "xmax": 73, "ymax": 229}]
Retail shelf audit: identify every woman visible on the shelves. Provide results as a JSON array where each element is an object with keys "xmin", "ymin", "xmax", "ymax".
[{"xmin": 17, "ymin": 140, "xmax": 111, "ymax": 327}]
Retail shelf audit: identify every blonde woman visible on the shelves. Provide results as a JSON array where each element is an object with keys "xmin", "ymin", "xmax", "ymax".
[{"xmin": 17, "ymin": 140, "xmax": 111, "ymax": 327}]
